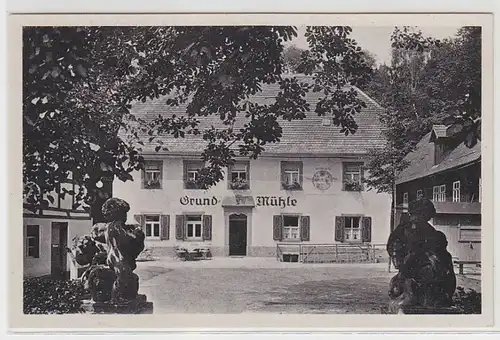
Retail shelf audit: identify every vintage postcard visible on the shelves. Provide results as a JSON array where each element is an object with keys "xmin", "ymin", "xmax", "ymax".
[{"xmin": 7, "ymin": 13, "xmax": 494, "ymax": 331}]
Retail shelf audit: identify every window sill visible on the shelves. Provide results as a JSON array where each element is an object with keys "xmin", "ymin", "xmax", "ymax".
[
  {"xmin": 282, "ymin": 238, "xmax": 301, "ymax": 243},
  {"xmin": 145, "ymin": 237, "xmax": 161, "ymax": 241},
  {"xmin": 184, "ymin": 238, "xmax": 205, "ymax": 242}
]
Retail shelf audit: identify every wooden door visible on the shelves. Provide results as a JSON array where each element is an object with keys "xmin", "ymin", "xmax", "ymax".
[
  {"xmin": 229, "ymin": 214, "xmax": 247, "ymax": 256},
  {"xmin": 51, "ymin": 222, "xmax": 68, "ymax": 278}
]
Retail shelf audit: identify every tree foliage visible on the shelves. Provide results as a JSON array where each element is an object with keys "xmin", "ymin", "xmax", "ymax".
[
  {"xmin": 362, "ymin": 26, "xmax": 481, "ymax": 219},
  {"xmin": 23, "ymin": 26, "xmax": 373, "ymax": 212},
  {"xmin": 282, "ymin": 45, "xmax": 306, "ymax": 73}
]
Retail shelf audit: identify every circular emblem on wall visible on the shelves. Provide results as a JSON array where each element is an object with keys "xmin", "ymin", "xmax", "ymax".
[{"xmin": 312, "ymin": 170, "xmax": 334, "ymax": 191}]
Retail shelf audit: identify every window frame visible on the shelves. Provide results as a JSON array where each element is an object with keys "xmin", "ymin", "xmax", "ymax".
[
  {"xmin": 439, "ymin": 184, "xmax": 446, "ymax": 202},
  {"xmin": 342, "ymin": 162, "xmax": 364, "ymax": 191},
  {"xmin": 184, "ymin": 161, "xmax": 204, "ymax": 190},
  {"xmin": 453, "ymin": 181, "xmax": 461, "ymax": 202},
  {"xmin": 185, "ymin": 215, "xmax": 203, "ymax": 240},
  {"xmin": 343, "ymin": 215, "xmax": 362, "ymax": 243},
  {"xmin": 282, "ymin": 214, "xmax": 301, "ymax": 241},
  {"xmin": 432, "ymin": 186, "xmax": 439, "ymax": 202},
  {"xmin": 228, "ymin": 162, "xmax": 250, "ymax": 190},
  {"xmin": 142, "ymin": 160, "xmax": 163, "ymax": 190},
  {"xmin": 280, "ymin": 161, "xmax": 303, "ymax": 191},
  {"xmin": 416, "ymin": 189, "xmax": 423, "ymax": 200},
  {"xmin": 144, "ymin": 215, "xmax": 161, "ymax": 240},
  {"xmin": 25, "ymin": 225, "xmax": 40, "ymax": 258}
]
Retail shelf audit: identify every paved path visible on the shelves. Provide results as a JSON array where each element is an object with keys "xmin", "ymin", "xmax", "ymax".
[{"xmin": 135, "ymin": 257, "xmax": 481, "ymax": 314}]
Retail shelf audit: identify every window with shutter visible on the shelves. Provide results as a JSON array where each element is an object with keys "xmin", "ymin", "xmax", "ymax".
[
  {"xmin": 273, "ymin": 215, "xmax": 283, "ymax": 241},
  {"xmin": 185, "ymin": 215, "xmax": 203, "ymax": 240},
  {"xmin": 160, "ymin": 215, "xmax": 170, "ymax": 240},
  {"xmin": 282, "ymin": 215, "xmax": 300, "ymax": 240},
  {"xmin": 144, "ymin": 215, "xmax": 161, "ymax": 239},
  {"xmin": 344, "ymin": 216, "xmax": 362, "ymax": 242},
  {"xmin": 300, "ymin": 216, "xmax": 310, "ymax": 241}
]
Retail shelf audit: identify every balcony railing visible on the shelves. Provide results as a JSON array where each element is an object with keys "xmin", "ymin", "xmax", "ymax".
[{"xmin": 433, "ymin": 201, "xmax": 481, "ymax": 214}]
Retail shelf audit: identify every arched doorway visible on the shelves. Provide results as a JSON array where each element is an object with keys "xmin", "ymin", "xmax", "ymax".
[{"xmin": 229, "ymin": 213, "xmax": 247, "ymax": 256}]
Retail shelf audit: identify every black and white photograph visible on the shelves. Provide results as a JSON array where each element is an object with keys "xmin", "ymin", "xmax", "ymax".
[{"xmin": 8, "ymin": 12, "xmax": 494, "ymax": 330}]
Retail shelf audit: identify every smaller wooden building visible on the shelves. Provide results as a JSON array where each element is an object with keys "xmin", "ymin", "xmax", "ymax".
[{"xmin": 395, "ymin": 125, "xmax": 481, "ymax": 263}]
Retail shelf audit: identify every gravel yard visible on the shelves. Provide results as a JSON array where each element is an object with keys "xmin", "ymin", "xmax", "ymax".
[{"xmin": 135, "ymin": 257, "xmax": 481, "ymax": 314}]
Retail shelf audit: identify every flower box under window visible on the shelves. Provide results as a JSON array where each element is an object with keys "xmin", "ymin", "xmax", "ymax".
[
  {"xmin": 342, "ymin": 163, "xmax": 363, "ymax": 192},
  {"xmin": 185, "ymin": 179, "xmax": 201, "ymax": 190},
  {"xmin": 344, "ymin": 180, "xmax": 362, "ymax": 192},
  {"xmin": 230, "ymin": 178, "xmax": 249, "ymax": 190},
  {"xmin": 282, "ymin": 181, "xmax": 302, "ymax": 191},
  {"xmin": 144, "ymin": 179, "xmax": 161, "ymax": 189},
  {"xmin": 142, "ymin": 160, "xmax": 162, "ymax": 189}
]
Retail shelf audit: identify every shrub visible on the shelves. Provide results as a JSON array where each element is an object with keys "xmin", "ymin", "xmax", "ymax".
[
  {"xmin": 453, "ymin": 286, "xmax": 481, "ymax": 314},
  {"xmin": 24, "ymin": 277, "xmax": 87, "ymax": 314}
]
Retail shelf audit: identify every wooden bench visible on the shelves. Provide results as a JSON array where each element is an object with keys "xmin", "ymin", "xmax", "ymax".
[{"xmin": 454, "ymin": 260, "xmax": 481, "ymax": 275}]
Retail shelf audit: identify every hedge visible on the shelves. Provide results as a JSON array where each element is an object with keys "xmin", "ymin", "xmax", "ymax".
[{"xmin": 23, "ymin": 277, "xmax": 87, "ymax": 314}]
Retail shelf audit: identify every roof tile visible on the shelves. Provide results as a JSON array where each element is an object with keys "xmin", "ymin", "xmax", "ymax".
[{"xmin": 127, "ymin": 76, "xmax": 387, "ymax": 156}]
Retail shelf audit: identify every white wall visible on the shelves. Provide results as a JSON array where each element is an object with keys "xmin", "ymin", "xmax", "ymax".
[
  {"xmin": 114, "ymin": 155, "xmax": 392, "ymax": 255},
  {"xmin": 23, "ymin": 216, "xmax": 92, "ymax": 278}
]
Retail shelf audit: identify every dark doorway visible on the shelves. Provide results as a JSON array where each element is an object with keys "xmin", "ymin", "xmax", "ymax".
[
  {"xmin": 229, "ymin": 214, "xmax": 247, "ymax": 256},
  {"xmin": 51, "ymin": 222, "xmax": 68, "ymax": 278}
]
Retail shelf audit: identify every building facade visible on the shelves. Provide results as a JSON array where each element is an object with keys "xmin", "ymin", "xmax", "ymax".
[
  {"xmin": 114, "ymin": 80, "xmax": 392, "ymax": 259},
  {"xmin": 23, "ymin": 181, "xmax": 92, "ymax": 278},
  {"xmin": 395, "ymin": 125, "xmax": 481, "ymax": 262}
]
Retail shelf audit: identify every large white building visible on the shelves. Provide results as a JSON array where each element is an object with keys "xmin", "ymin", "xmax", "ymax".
[{"xmin": 114, "ymin": 78, "xmax": 393, "ymax": 261}]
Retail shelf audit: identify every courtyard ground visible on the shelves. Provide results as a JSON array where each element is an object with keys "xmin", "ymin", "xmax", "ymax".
[{"xmin": 135, "ymin": 257, "xmax": 481, "ymax": 314}]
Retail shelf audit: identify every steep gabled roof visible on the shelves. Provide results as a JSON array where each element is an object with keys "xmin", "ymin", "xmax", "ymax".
[
  {"xmin": 396, "ymin": 129, "xmax": 481, "ymax": 185},
  {"xmin": 126, "ymin": 75, "xmax": 387, "ymax": 156}
]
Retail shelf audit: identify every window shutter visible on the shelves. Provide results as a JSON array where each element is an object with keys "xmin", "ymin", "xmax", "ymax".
[
  {"xmin": 140, "ymin": 168, "xmax": 145, "ymax": 189},
  {"xmin": 362, "ymin": 216, "xmax": 372, "ymax": 242},
  {"xmin": 335, "ymin": 216, "xmax": 345, "ymax": 242},
  {"xmin": 273, "ymin": 215, "xmax": 283, "ymax": 241},
  {"xmin": 183, "ymin": 161, "xmax": 188, "ymax": 188},
  {"xmin": 300, "ymin": 215, "xmax": 310, "ymax": 241},
  {"xmin": 175, "ymin": 215, "xmax": 185, "ymax": 240},
  {"xmin": 227, "ymin": 164, "xmax": 233, "ymax": 189},
  {"xmin": 280, "ymin": 162, "xmax": 286, "ymax": 188},
  {"xmin": 360, "ymin": 164, "xmax": 365, "ymax": 191},
  {"xmin": 299, "ymin": 162, "xmax": 304, "ymax": 188},
  {"xmin": 160, "ymin": 215, "xmax": 170, "ymax": 240},
  {"xmin": 246, "ymin": 162, "xmax": 251, "ymax": 187},
  {"xmin": 203, "ymin": 215, "xmax": 212, "ymax": 241}
]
